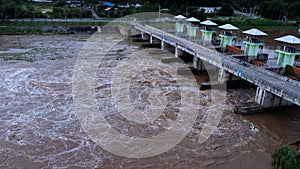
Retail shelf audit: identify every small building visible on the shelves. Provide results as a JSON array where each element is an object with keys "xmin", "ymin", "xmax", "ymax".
[
  {"xmin": 218, "ymin": 24, "xmax": 239, "ymax": 48},
  {"xmin": 118, "ymin": 4, "xmax": 130, "ymax": 8},
  {"xmin": 133, "ymin": 4, "xmax": 142, "ymax": 8},
  {"xmin": 198, "ymin": 7, "xmax": 221, "ymax": 14},
  {"xmin": 242, "ymin": 28, "xmax": 267, "ymax": 58},
  {"xmin": 32, "ymin": 0, "xmax": 53, "ymax": 3},
  {"xmin": 186, "ymin": 17, "xmax": 200, "ymax": 37},
  {"xmin": 200, "ymin": 20, "xmax": 218, "ymax": 42},
  {"xmin": 274, "ymin": 35, "xmax": 300, "ymax": 68},
  {"xmin": 118, "ymin": 4, "xmax": 142, "ymax": 8},
  {"xmin": 174, "ymin": 15, "xmax": 186, "ymax": 35},
  {"xmin": 67, "ymin": 0, "xmax": 81, "ymax": 7},
  {"xmin": 98, "ymin": 1, "xmax": 115, "ymax": 7}
]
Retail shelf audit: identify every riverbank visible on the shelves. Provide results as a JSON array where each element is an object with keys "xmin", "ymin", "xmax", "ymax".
[{"xmin": 0, "ymin": 19, "xmax": 110, "ymax": 34}]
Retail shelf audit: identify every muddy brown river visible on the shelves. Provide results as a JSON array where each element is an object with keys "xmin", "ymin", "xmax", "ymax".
[{"xmin": 0, "ymin": 34, "xmax": 299, "ymax": 169}]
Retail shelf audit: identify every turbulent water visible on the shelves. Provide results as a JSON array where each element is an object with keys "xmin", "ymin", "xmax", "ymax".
[{"xmin": 0, "ymin": 34, "xmax": 299, "ymax": 169}]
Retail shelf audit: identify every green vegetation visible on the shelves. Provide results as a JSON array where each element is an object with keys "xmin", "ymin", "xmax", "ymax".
[
  {"xmin": 48, "ymin": 55, "xmax": 64, "ymax": 60},
  {"xmin": 0, "ymin": 26, "xmax": 42, "ymax": 34},
  {"xmin": 145, "ymin": 22, "xmax": 175, "ymax": 29},
  {"xmin": 106, "ymin": 0, "xmax": 299, "ymax": 20},
  {"xmin": 214, "ymin": 18, "xmax": 297, "ymax": 29},
  {"xmin": 52, "ymin": 7, "xmax": 92, "ymax": 18},
  {"xmin": 0, "ymin": 20, "xmax": 107, "ymax": 34},
  {"xmin": 0, "ymin": 21, "xmax": 106, "ymax": 27},
  {"xmin": 1, "ymin": 0, "xmax": 299, "ymax": 20},
  {"xmin": 272, "ymin": 145, "xmax": 300, "ymax": 169},
  {"xmin": 116, "ymin": 48, "xmax": 125, "ymax": 60},
  {"xmin": 0, "ymin": 0, "xmax": 92, "ymax": 19},
  {"xmin": 3, "ymin": 55, "xmax": 35, "ymax": 62},
  {"xmin": 0, "ymin": 0, "xmax": 298, "ymax": 34}
]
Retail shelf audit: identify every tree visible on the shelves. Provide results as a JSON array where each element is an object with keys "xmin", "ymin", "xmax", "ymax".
[
  {"xmin": 261, "ymin": 0, "xmax": 285, "ymax": 20},
  {"xmin": 190, "ymin": 10, "xmax": 206, "ymax": 21},
  {"xmin": 272, "ymin": 145, "xmax": 300, "ymax": 169},
  {"xmin": 53, "ymin": 0, "xmax": 67, "ymax": 7},
  {"xmin": 286, "ymin": 2, "xmax": 300, "ymax": 20},
  {"xmin": 139, "ymin": 1, "xmax": 158, "ymax": 12},
  {"xmin": 220, "ymin": 3, "xmax": 234, "ymax": 16}
]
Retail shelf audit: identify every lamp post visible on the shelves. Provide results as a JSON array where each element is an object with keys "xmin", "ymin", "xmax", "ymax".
[
  {"xmin": 158, "ymin": 5, "xmax": 160, "ymax": 18},
  {"xmin": 185, "ymin": 6, "xmax": 188, "ymax": 17}
]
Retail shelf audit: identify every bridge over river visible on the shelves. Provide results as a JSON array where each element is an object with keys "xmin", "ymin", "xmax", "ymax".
[{"xmin": 130, "ymin": 22, "xmax": 300, "ymax": 108}]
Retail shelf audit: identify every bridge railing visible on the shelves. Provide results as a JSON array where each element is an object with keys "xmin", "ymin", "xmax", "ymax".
[{"xmin": 135, "ymin": 23, "xmax": 233, "ymax": 67}]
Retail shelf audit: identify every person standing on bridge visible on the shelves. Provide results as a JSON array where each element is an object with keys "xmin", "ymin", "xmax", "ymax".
[{"xmin": 232, "ymin": 38, "xmax": 237, "ymax": 46}]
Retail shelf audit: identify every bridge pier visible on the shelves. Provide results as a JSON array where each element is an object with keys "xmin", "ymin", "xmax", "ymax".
[
  {"xmin": 175, "ymin": 46, "xmax": 184, "ymax": 57},
  {"xmin": 160, "ymin": 40, "xmax": 175, "ymax": 53},
  {"xmin": 161, "ymin": 40, "xmax": 166, "ymax": 50},
  {"xmin": 193, "ymin": 56, "xmax": 199, "ymax": 70},
  {"xmin": 218, "ymin": 68, "xmax": 226, "ymax": 83},
  {"xmin": 192, "ymin": 56, "xmax": 209, "ymax": 72},
  {"xmin": 197, "ymin": 60, "xmax": 207, "ymax": 71},
  {"xmin": 97, "ymin": 26, "xmax": 102, "ymax": 33},
  {"xmin": 141, "ymin": 32, "xmax": 144, "ymax": 39},
  {"xmin": 141, "ymin": 32, "xmax": 150, "ymax": 41},
  {"xmin": 151, "ymin": 36, "xmax": 161, "ymax": 44},
  {"xmin": 255, "ymin": 87, "xmax": 291, "ymax": 108},
  {"xmin": 129, "ymin": 28, "xmax": 141, "ymax": 37}
]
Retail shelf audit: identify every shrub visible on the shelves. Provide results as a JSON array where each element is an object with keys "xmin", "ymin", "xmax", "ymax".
[{"xmin": 272, "ymin": 145, "xmax": 300, "ymax": 169}]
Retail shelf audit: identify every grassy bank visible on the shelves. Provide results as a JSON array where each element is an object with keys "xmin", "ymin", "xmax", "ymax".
[
  {"xmin": 0, "ymin": 26, "xmax": 43, "ymax": 34},
  {"xmin": 1, "ymin": 17, "xmax": 298, "ymax": 34},
  {"xmin": 0, "ymin": 20, "xmax": 108, "ymax": 34},
  {"xmin": 215, "ymin": 18, "xmax": 298, "ymax": 30},
  {"xmin": 0, "ymin": 20, "xmax": 107, "ymax": 27}
]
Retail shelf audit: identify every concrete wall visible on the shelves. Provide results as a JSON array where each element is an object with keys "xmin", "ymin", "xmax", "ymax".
[
  {"xmin": 101, "ymin": 25, "xmax": 119, "ymax": 33},
  {"xmin": 41, "ymin": 25, "xmax": 122, "ymax": 34},
  {"xmin": 42, "ymin": 26, "xmax": 98, "ymax": 34}
]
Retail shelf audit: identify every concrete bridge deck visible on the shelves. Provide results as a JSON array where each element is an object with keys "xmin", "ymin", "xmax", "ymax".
[{"xmin": 131, "ymin": 23, "xmax": 300, "ymax": 107}]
